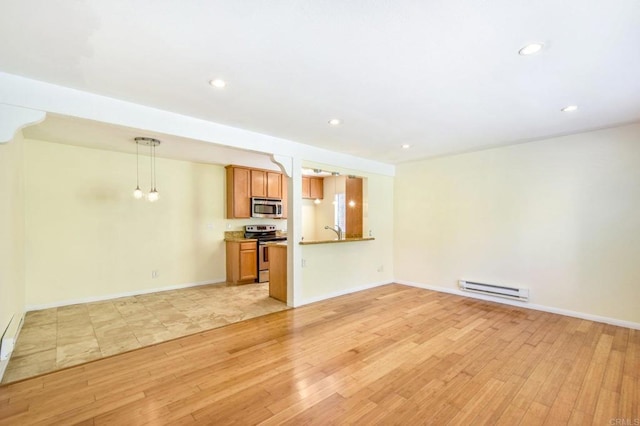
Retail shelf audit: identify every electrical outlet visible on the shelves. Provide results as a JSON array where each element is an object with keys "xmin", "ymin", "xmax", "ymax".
[
  {"xmin": 152, "ymin": 270, "xmax": 159, "ymax": 279},
  {"xmin": 301, "ymin": 259, "xmax": 307, "ymax": 268},
  {"xmin": 377, "ymin": 265, "xmax": 384, "ymax": 272}
]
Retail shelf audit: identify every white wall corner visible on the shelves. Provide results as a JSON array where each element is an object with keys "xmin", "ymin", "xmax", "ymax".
[
  {"xmin": 288, "ymin": 157, "xmax": 303, "ymax": 307},
  {"xmin": 0, "ymin": 104, "xmax": 46, "ymax": 143}
]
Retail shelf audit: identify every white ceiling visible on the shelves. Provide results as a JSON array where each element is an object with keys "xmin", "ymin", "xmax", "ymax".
[{"xmin": 2, "ymin": 0, "xmax": 640, "ymax": 164}]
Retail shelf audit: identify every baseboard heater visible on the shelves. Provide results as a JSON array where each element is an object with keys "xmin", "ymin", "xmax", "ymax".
[
  {"xmin": 1, "ymin": 313, "xmax": 25, "ymax": 361},
  {"xmin": 459, "ymin": 280, "xmax": 529, "ymax": 302}
]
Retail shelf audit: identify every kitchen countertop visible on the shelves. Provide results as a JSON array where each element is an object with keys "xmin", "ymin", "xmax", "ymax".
[
  {"xmin": 223, "ymin": 230, "xmax": 257, "ymax": 242},
  {"xmin": 224, "ymin": 230, "xmax": 287, "ymax": 242},
  {"xmin": 299, "ymin": 237, "xmax": 375, "ymax": 245},
  {"xmin": 224, "ymin": 232, "xmax": 257, "ymax": 243}
]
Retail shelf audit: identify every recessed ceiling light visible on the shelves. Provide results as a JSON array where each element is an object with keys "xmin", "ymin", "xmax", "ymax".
[
  {"xmin": 561, "ymin": 105, "xmax": 578, "ymax": 112},
  {"xmin": 209, "ymin": 79, "xmax": 226, "ymax": 88},
  {"xmin": 518, "ymin": 43, "xmax": 544, "ymax": 56},
  {"xmin": 328, "ymin": 119, "xmax": 341, "ymax": 126},
  {"xmin": 401, "ymin": 144, "xmax": 411, "ymax": 149}
]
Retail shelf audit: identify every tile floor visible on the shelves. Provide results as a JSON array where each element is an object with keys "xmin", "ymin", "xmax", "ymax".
[{"xmin": 2, "ymin": 282, "xmax": 288, "ymax": 384}]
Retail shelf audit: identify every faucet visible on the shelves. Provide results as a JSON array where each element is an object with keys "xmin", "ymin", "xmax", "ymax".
[{"xmin": 324, "ymin": 225, "xmax": 343, "ymax": 240}]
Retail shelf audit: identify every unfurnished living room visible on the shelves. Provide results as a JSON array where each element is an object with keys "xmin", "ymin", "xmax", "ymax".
[{"xmin": 1, "ymin": 1, "xmax": 639, "ymax": 425}]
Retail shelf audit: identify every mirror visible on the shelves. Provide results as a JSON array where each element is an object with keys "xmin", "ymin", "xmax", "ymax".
[{"xmin": 301, "ymin": 168, "xmax": 368, "ymax": 242}]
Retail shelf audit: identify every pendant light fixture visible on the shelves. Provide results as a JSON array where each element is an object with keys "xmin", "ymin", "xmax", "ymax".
[
  {"xmin": 133, "ymin": 138, "xmax": 143, "ymax": 199},
  {"xmin": 133, "ymin": 137, "xmax": 161, "ymax": 202}
]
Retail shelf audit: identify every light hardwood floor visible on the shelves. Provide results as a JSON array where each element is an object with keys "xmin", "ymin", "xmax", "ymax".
[{"xmin": 0, "ymin": 284, "xmax": 638, "ymax": 425}]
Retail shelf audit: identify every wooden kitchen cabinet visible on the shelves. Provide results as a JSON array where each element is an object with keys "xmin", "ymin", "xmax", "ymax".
[
  {"xmin": 251, "ymin": 170, "xmax": 283, "ymax": 199},
  {"xmin": 345, "ymin": 176, "xmax": 363, "ymax": 238},
  {"xmin": 250, "ymin": 169, "xmax": 266, "ymax": 197},
  {"xmin": 267, "ymin": 172, "xmax": 282, "ymax": 198},
  {"xmin": 226, "ymin": 166, "xmax": 251, "ymax": 218},
  {"xmin": 226, "ymin": 240, "xmax": 257, "ymax": 284},
  {"xmin": 310, "ymin": 177, "xmax": 323, "ymax": 199},
  {"xmin": 268, "ymin": 244, "xmax": 287, "ymax": 302},
  {"xmin": 226, "ymin": 165, "xmax": 287, "ymax": 219},
  {"xmin": 302, "ymin": 176, "xmax": 323, "ymax": 200}
]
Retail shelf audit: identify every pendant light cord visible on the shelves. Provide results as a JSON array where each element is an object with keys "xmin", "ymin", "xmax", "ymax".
[
  {"xmin": 149, "ymin": 141, "xmax": 154, "ymax": 191},
  {"xmin": 135, "ymin": 140, "xmax": 140, "ymax": 187},
  {"xmin": 152, "ymin": 141, "xmax": 156, "ymax": 190}
]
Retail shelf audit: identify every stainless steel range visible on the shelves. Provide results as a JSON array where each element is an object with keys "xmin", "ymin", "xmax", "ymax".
[{"xmin": 244, "ymin": 225, "xmax": 287, "ymax": 283}]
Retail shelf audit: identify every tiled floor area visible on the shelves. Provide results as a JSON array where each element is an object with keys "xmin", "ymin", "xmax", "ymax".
[{"xmin": 2, "ymin": 282, "xmax": 288, "ymax": 384}]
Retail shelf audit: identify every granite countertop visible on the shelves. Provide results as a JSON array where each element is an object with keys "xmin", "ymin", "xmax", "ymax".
[
  {"xmin": 224, "ymin": 231, "xmax": 257, "ymax": 242},
  {"xmin": 299, "ymin": 237, "xmax": 375, "ymax": 245},
  {"xmin": 224, "ymin": 230, "xmax": 288, "ymax": 242}
]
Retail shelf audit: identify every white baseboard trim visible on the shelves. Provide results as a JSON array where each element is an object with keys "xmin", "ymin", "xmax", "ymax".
[
  {"xmin": 298, "ymin": 280, "xmax": 392, "ymax": 307},
  {"xmin": 26, "ymin": 278, "xmax": 227, "ymax": 311},
  {"xmin": 396, "ymin": 280, "xmax": 640, "ymax": 330}
]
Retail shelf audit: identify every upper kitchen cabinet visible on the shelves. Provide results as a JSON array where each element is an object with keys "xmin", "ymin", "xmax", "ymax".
[
  {"xmin": 251, "ymin": 170, "xmax": 282, "ymax": 199},
  {"xmin": 267, "ymin": 172, "xmax": 282, "ymax": 199},
  {"xmin": 226, "ymin": 165, "xmax": 287, "ymax": 219},
  {"xmin": 302, "ymin": 176, "xmax": 324, "ymax": 200},
  {"xmin": 226, "ymin": 165, "xmax": 251, "ymax": 218}
]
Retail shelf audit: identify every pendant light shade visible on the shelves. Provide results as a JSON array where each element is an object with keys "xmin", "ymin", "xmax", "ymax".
[
  {"xmin": 133, "ymin": 137, "xmax": 161, "ymax": 202},
  {"xmin": 148, "ymin": 189, "xmax": 159, "ymax": 202}
]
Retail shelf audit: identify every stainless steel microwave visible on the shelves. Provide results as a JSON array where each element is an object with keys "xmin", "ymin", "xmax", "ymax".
[{"xmin": 251, "ymin": 197, "xmax": 283, "ymax": 218}]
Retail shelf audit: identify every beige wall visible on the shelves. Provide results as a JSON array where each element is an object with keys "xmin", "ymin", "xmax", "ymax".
[
  {"xmin": 301, "ymin": 163, "xmax": 393, "ymax": 302},
  {"xmin": 394, "ymin": 123, "xmax": 640, "ymax": 323},
  {"xmin": 301, "ymin": 198, "xmax": 318, "ymax": 241},
  {"xmin": 0, "ymin": 131, "xmax": 26, "ymax": 336},
  {"xmin": 23, "ymin": 139, "xmax": 233, "ymax": 307}
]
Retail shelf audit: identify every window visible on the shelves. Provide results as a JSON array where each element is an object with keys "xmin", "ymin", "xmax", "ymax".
[{"xmin": 334, "ymin": 192, "xmax": 345, "ymax": 231}]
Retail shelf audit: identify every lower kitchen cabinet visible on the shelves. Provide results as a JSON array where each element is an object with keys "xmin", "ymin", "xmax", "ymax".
[
  {"xmin": 226, "ymin": 240, "xmax": 257, "ymax": 284},
  {"xmin": 268, "ymin": 244, "xmax": 287, "ymax": 303}
]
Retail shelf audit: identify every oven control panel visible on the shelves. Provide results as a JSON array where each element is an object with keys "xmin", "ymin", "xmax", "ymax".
[{"xmin": 245, "ymin": 225, "xmax": 277, "ymax": 232}]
